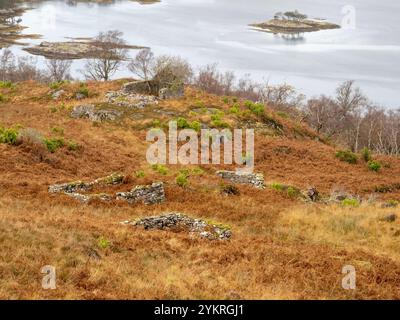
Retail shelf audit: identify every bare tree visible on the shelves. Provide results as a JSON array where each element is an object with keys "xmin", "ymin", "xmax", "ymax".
[
  {"xmin": 128, "ymin": 49, "xmax": 155, "ymax": 80},
  {"xmin": 45, "ymin": 59, "xmax": 72, "ymax": 82},
  {"xmin": 82, "ymin": 30, "xmax": 127, "ymax": 81}
]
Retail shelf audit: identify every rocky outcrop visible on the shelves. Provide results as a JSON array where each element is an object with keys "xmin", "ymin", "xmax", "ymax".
[
  {"xmin": 117, "ymin": 182, "xmax": 165, "ymax": 205},
  {"xmin": 158, "ymin": 86, "xmax": 184, "ymax": 100},
  {"xmin": 70, "ymin": 104, "xmax": 122, "ymax": 122},
  {"xmin": 122, "ymin": 80, "xmax": 158, "ymax": 95},
  {"xmin": 216, "ymin": 170, "xmax": 265, "ymax": 189},
  {"xmin": 122, "ymin": 79, "xmax": 184, "ymax": 100},
  {"xmin": 123, "ymin": 212, "xmax": 232, "ymax": 240},
  {"xmin": 105, "ymin": 91, "xmax": 158, "ymax": 109}
]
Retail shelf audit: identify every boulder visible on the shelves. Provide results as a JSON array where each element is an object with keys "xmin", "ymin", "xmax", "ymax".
[{"xmin": 122, "ymin": 80, "xmax": 158, "ymax": 95}]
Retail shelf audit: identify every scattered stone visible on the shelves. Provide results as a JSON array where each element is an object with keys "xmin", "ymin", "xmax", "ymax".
[
  {"xmin": 127, "ymin": 212, "xmax": 231, "ymax": 240},
  {"xmin": 117, "ymin": 182, "xmax": 165, "ymax": 205},
  {"xmin": 329, "ymin": 189, "xmax": 358, "ymax": 203},
  {"xmin": 220, "ymin": 184, "xmax": 240, "ymax": 196},
  {"xmin": 70, "ymin": 104, "xmax": 122, "ymax": 122},
  {"xmin": 216, "ymin": 170, "xmax": 265, "ymax": 189},
  {"xmin": 66, "ymin": 192, "xmax": 114, "ymax": 203},
  {"xmin": 306, "ymin": 187, "xmax": 320, "ymax": 202},
  {"xmin": 51, "ymin": 89, "xmax": 65, "ymax": 100},
  {"xmin": 48, "ymin": 181, "xmax": 90, "ymax": 194},
  {"xmin": 106, "ymin": 91, "xmax": 158, "ymax": 109},
  {"xmin": 381, "ymin": 200, "xmax": 399, "ymax": 208},
  {"xmin": 158, "ymin": 86, "xmax": 184, "ymax": 100},
  {"xmin": 75, "ymin": 92, "xmax": 86, "ymax": 100},
  {"xmin": 380, "ymin": 213, "xmax": 397, "ymax": 223},
  {"xmin": 49, "ymin": 173, "xmax": 124, "ymax": 194}
]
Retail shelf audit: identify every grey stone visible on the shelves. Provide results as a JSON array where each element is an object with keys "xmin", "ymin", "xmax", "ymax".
[
  {"xmin": 117, "ymin": 182, "xmax": 165, "ymax": 205},
  {"xmin": 216, "ymin": 170, "xmax": 265, "ymax": 189},
  {"xmin": 306, "ymin": 187, "xmax": 320, "ymax": 202},
  {"xmin": 106, "ymin": 91, "xmax": 158, "ymax": 109},
  {"xmin": 380, "ymin": 213, "xmax": 397, "ymax": 223},
  {"xmin": 129, "ymin": 212, "xmax": 231, "ymax": 240},
  {"xmin": 70, "ymin": 104, "xmax": 122, "ymax": 122},
  {"xmin": 51, "ymin": 89, "xmax": 65, "ymax": 100}
]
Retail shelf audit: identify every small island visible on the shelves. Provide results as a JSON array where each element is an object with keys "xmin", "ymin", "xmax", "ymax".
[{"xmin": 250, "ymin": 10, "xmax": 340, "ymax": 34}]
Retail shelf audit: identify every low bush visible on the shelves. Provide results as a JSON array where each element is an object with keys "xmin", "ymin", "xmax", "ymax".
[
  {"xmin": 367, "ymin": 160, "xmax": 381, "ymax": 172},
  {"xmin": 341, "ymin": 198, "xmax": 360, "ymax": 207},
  {"xmin": 176, "ymin": 171, "xmax": 189, "ymax": 187},
  {"xmin": 0, "ymin": 127, "xmax": 19, "ymax": 145},
  {"xmin": 151, "ymin": 164, "xmax": 169, "ymax": 175},
  {"xmin": 43, "ymin": 138, "xmax": 65, "ymax": 153},
  {"xmin": 361, "ymin": 147, "xmax": 372, "ymax": 162},
  {"xmin": 335, "ymin": 150, "xmax": 358, "ymax": 164}
]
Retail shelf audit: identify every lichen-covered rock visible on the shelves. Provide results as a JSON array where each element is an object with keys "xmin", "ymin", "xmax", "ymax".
[
  {"xmin": 106, "ymin": 91, "xmax": 158, "ymax": 109},
  {"xmin": 158, "ymin": 86, "xmax": 184, "ymax": 100},
  {"xmin": 125, "ymin": 212, "xmax": 231, "ymax": 240},
  {"xmin": 91, "ymin": 172, "xmax": 124, "ymax": 186},
  {"xmin": 51, "ymin": 89, "xmax": 65, "ymax": 100},
  {"xmin": 122, "ymin": 80, "xmax": 158, "ymax": 95},
  {"xmin": 70, "ymin": 104, "xmax": 122, "ymax": 122},
  {"xmin": 216, "ymin": 170, "xmax": 265, "ymax": 189},
  {"xmin": 48, "ymin": 181, "xmax": 90, "ymax": 194},
  {"xmin": 117, "ymin": 182, "xmax": 165, "ymax": 205},
  {"xmin": 49, "ymin": 173, "xmax": 124, "ymax": 194},
  {"xmin": 66, "ymin": 192, "xmax": 113, "ymax": 203}
]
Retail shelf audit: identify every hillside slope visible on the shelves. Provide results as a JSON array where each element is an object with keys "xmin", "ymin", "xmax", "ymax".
[{"xmin": 0, "ymin": 81, "xmax": 399, "ymax": 299}]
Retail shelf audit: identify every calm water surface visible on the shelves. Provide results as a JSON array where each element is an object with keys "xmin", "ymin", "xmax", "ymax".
[{"xmin": 9, "ymin": 0, "xmax": 400, "ymax": 107}]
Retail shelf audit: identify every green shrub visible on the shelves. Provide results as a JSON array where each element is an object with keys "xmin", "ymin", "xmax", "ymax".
[
  {"xmin": 0, "ymin": 127, "xmax": 19, "ymax": 145},
  {"xmin": 176, "ymin": 172, "xmax": 189, "ymax": 187},
  {"xmin": 43, "ymin": 138, "xmax": 65, "ymax": 153},
  {"xmin": 98, "ymin": 237, "xmax": 110, "ymax": 250},
  {"xmin": 287, "ymin": 186, "xmax": 301, "ymax": 198},
  {"xmin": 0, "ymin": 93, "xmax": 7, "ymax": 102},
  {"xmin": 135, "ymin": 170, "xmax": 145, "ymax": 178},
  {"xmin": 189, "ymin": 120, "xmax": 201, "ymax": 132},
  {"xmin": 246, "ymin": 101, "xmax": 265, "ymax": 116},
  {"xmin": 51, "ymin": 126, "xmax": 64, "ymax": 136},
  {"xmin": 0, "ymin": 81, "xmax": 14, "ymax": 89},
  {"xmin": 335, "ymin": 150, "xmax": 358, "ymax": 164},
  {"xmin": 191, "ymin": 167, "xmax": 204, "ymax": 175},
  {"xmin": 367, "ymin": 160, "xmax": 381, "ymax": 172},
  {"xmin": 276, "ymin": 111, "xmax": 289, "ymax": 119},
  {"xmin": 210, "ymin": 114, "xmax": 229, "ymax": 128},
  {"xmin": 77, "ymin": 84, "xmax": 89, "ymax": 98},
  {"xmin": 222, "ymin": 96, "xmax": 230, "ymax": 104},
  {"xmin": 341, "ymin": 198, "xmax": 360, "ymax": 207},
  {"xmin": 361, "ymin": 147, "xmax": 372, "ymax": 162},
  {"xmin": 229, "ymin": 104, "xmax": 240, "ymax": 114},
  {"xmin": 270, "ymin": 182, "xmax": 284, "ymax": 191},
  {"xmin": 176, "ymin": 117, "xmax": 189, "ymax": 129},
  {"xmin": 151, "ymin": 164, "xmax": 169, "ymax": 175},
  {"xmin": 67, "ymin": 141, "xmax": 80, "ymax": 151},
  {"xmin": 49, "ymin": 81, "xmax": 62, "ymax": 90}
]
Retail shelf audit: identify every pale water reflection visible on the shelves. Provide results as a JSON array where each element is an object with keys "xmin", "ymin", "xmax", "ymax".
[{"xmin": 6, "ymin": 0, "xmax": 400, "ymax": 107}]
